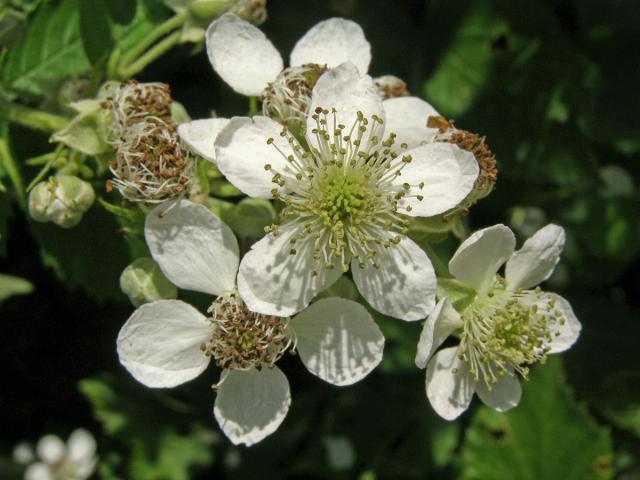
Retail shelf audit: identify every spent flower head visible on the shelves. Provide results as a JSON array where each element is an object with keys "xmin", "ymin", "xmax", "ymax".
[
  {"xmin": 103, "ymin": 81, "xmax": 196, "ymax": 203},
  {"xmin": 117, "ymin": 200, "xmax": 384, "ymax": 446},
  {"xmin": 415, "ymin": 224, "xmax": 581, "ymax": 420}
]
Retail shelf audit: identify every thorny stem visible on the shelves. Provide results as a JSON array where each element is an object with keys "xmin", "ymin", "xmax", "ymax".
[{"xmin": 120, "ymin": 31, "xmax": 183, "ymax": 79}]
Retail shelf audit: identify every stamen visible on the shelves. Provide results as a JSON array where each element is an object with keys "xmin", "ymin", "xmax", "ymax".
[
  {"xmin": 264, "ymin": 109, "xmax": 420, "ymax": 270},
  {"xmin": 202, "ymin": 292, "xmax": 294, "ymax": 371}
]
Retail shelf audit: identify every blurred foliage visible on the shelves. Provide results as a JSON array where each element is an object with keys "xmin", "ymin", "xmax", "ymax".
[{"xmin": 0, "ymin": 0, "xmax": 638, "ymax": 479}]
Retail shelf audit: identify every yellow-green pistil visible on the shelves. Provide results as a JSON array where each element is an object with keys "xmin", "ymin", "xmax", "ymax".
[
  {"xmin": 265, "ymin": 108, "xmax": 424, "ymax": 274},
  {"xmin": 457, "ymin": 278, "xmax": 566, "ymax": 388}
]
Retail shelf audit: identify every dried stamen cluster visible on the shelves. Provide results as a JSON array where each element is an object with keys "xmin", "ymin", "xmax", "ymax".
[
  {"xmin": 103, "ymin": 81, "xmax": 194, "ymax": 203},
  {"xmin": 265, "ymin": 108, "xmax": 423, "ymax": 273},
  {"xmin": 429, "ymin": 115, "xmax": 498, "ymax": 211},
  {"xmin": 202, "ymin": 292, "xmax": 294, "ymax": 370}
]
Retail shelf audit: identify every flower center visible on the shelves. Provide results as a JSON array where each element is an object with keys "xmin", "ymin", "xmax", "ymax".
[
  {"xmin": 108, "ymin": 118, "xmax": 194, "ymax": 203},
  {"xmin": 201, "ymin": 292, "xmax": 294, "ymax": 370},
  {"xmin": 265, "ymin": 108, "xmax": 423, "ymax": 273},
  {"xmin": 261, "ymin": 63, "xmax": 328, "ymax": 127},
  {"xmin": 458, "ymin": 279, "xmax": 565, "ymax": 388}
]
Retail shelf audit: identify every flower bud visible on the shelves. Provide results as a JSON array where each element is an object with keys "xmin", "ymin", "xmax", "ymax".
[
  {"xmin": 373, "ymin": 75, "xmax": 410, "ymax": 99},
  {"xmin": 29, "ymin": 175, "xmax": 95, "ymax": 228},
  {"xmin": 190, "ymin": 0, "xmax": 229, "ymax": 20},
  {"xmin": 119, "ymin": 258, "xmax": 177, "ymax": 307}
]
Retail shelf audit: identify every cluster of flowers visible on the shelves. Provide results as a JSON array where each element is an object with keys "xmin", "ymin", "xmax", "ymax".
[{"xmin": 113, "ymin": 14, "xmax": 581, "ymax": 445}]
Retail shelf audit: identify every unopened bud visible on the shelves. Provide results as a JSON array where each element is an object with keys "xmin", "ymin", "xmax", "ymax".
[
  {"xmin": 373, "ymin": 75, "xmax": 410, "ymax": 99},
  {"xmin": 120, "ymin": 257, "xmax": 177, "ymax": 307},
  {"xmin": 29, "ymin": 176, "xmax": 95, "ymax": 228},
  {"xmin": 190, "ymin": 0, "xmax": 229, "ymax": 20}
]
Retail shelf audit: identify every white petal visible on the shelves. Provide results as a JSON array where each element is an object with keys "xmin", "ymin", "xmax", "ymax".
[
  {"xmin": 178, "ymin": 118, "xmax": 230, "ymax": 163},
  {"xmin": 475, "ymin": 374, "xmax": 522, "ymax": 412},
  {"xmin": 36, "ymin": 435, "xmax": 65, "ymax": 464},
  {"xmin": 214, "ymin": 116, "xmax": 292, "ymax": 199},
  {"xmin": 449, "ymin": 224, "xmax": 516, "ymax": 296},
  {"xmin": 214, "ymin": 367, "xmax": 291, "ymax": 446},
  {"xmin": 307, "ymin": 62, "xmax": 383, "ymax": 148},
  {"xmin": 415, "ymin": 298, "xmax": 463, "ymax": 369},
  {"xmin": 206, "ymin": 14, "xmax": 282, "ymax": 96},
  {"xmin": 290, "ymin": 297, "xmax": 384, "ymax": 386},
  {"xmin": 394, "ymin": 142, "xmax": 479, "ymax": 217},
  {"xmin": 145, "ymin": 200, "xmax": 239, "ymax": 296},
  {"xmin": 117, "ymin": 300, "xmax": 211, "ymax": 388},
  {"xmin": 539, "ymin": 293, "xmax": 582, "ymax": 353},
  {"xmin": 237, "ymin": 230, "xmax": 342, "ymax": 317},
  {"xmin": 383, "ymin": 97, "xmax": 440, "ymax": 149},
  {"xmin": 25, "ymin": 463, "xmax": 54, "ymax": 480},
  {"xmin": 425, "ymin": 346, "xmax": 475, "ymax": 420},
  {"xmin": 505, "ymin": 224, "xmax": 566, "ymax": 291},
  {"xmin": 351, "ymin": 235, "xmax": 436, "ymax": 321},
  {"xmin": 66, "ymin": 429, "xmax": 96, "ymax": 465},
  {"xmin": 290, "ymin": 18, "xmax": 371, "ymax": 74}
]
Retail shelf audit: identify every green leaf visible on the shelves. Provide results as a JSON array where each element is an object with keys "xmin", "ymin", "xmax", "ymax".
[
  {"xmin": 423, "ymin": 2, "xmax": 508, "ymax": 117},
  {"xmin": 0, "ymin": 273, "xmax": 33, "ymax": 302},
  {"xmin": 79, "ymin": 375, "xmax": 216, "ymax": 480},
  {"xmin": 225, "ymin": 198, "xmax": 275, "ymax": 240},
  {"xmin": 29, "ymin": 202, "xmax": 131, "ymax": 301},
  {"xmin": 460, "ymin": 358, "xmax": 614, "ymax": 480},
  {"xmin": 0, "ymin": 0, "xmax": 91, "ymax": 96},
  {"xmin": 78, "ymin": 0, "xmax": 114, "ymax": 65}
]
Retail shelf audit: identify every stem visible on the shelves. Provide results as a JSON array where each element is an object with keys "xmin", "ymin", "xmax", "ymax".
[
  {"xmin": 248, "ymin": 96, "xmax": 258, "ymax": 116},
  {"xmin": 26, "ymin": 145, "xmax": 65, "ymax": 193},
  {"xmin": 120, "ymin": 30, "xmax": 183, "ymax": 78},
  {"xmin": 0, "ymin": 137, "xmax": 26, "ymax": 209},
  {"xmin": 3, "ymin": 101, "xmax": 67, "ymax": 132},
  {"xmin": 118, "ymin": 11, "xmax": 189, "ymax": 69},
  {"xmin": 422, "ymin": 241, "xmax": 450, "ymax": 277}
]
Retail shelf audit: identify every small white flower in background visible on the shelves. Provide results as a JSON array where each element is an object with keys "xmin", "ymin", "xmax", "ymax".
[
  {"xmin": 117, "ymin": 200, "xmax": 384, "ymax": 446},
  {"xmin": 13, "ymin": 429, "xmax": 97, "ymax": 480},
  {"xmin": 203, "ymin": 62, "xmax": 479, "ymax": 322},
  {"xmin": 415, "ymin": 224, "xmax": 582, "ymax": 420}
]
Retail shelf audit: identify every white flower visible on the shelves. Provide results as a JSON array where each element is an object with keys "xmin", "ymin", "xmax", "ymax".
[
  {"xmin": 15, "ymin": 429, "xmax": 97, "ymax": 480},
  {"xmin": 206, "ymin": 13, "xmax": 371, "ymax": 97},
  {"xmin": 208, "ymin": 62, "xmax": 479, "ymax": 321},
  {"xmin": 116, "ymin": 199, "xmax": 384, "ymax": 446},
  {"xmin": 415, "ymin": 224, "xmax": 582, "ymax": 420}
]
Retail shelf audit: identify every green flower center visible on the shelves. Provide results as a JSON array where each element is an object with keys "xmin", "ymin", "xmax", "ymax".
[
  {"xmin": 458, "ymin": 279, "xmax": 566, "ymax": 388},
  {"xmin": 265, "ymin": 109, "xmax": 424, "ymax": 274}
]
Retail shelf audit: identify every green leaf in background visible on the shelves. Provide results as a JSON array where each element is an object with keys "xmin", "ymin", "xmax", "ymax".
[
  {"xmin": 78, "ymin": 0, "xmax": 114, "ymax": 65},
  {"xmin": 0, "ymin": 190, "xmax": 10, "ymax": 255},
  {"xmin": 460, "ymin": 357, "xmax": 614, "ymax": 480},
  {"xmin": 0, "ymin": 0, "xmax": 91, "ymax": 96},
  {"xmin": 225, "ymin": 197, "xmax": 275, "ymax": 240},
  {"xmin": 0, "ymin": 273, "xmax": 33, "ymax": 302},
  {"xmin": 424, "ymin": 2, "xmax": 508, "ymax": 117},
  {"xmin": 79, "ymin": 375, "xmax": 216, "ymax": 480},
  {"xmin": 29, "ymin": 202, "xmax": 131, "ymax": 302}
]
